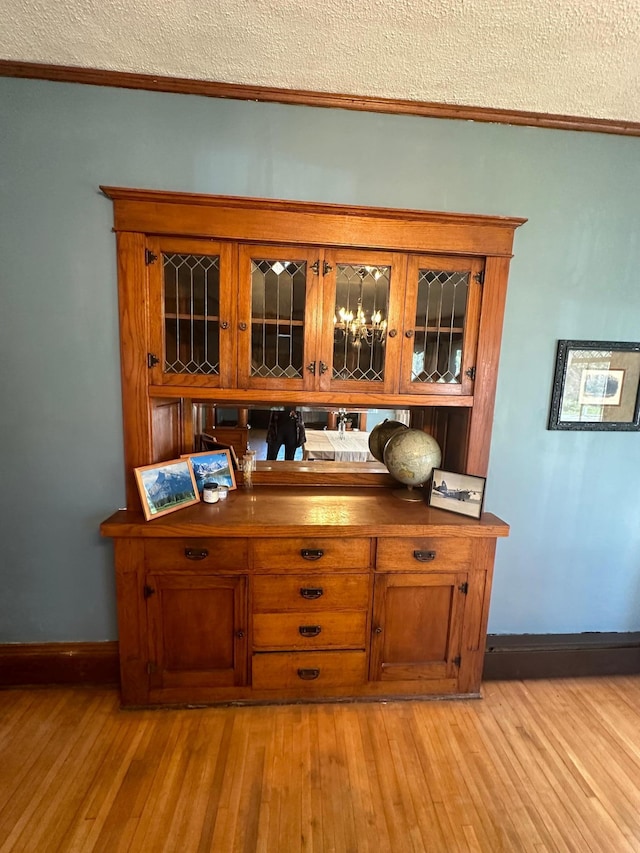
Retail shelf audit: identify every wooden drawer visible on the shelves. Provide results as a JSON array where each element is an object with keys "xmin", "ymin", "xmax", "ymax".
[
  {"xmin": 376, "ymin": 537, "xmax": 473, "ymax": 571},
  {"xmin": 144, "ymin": 538, "xmax": 248, "ymax": 572},
  {"xmin": 251, "ymin": 538, "xmax": 371, "ymax": 571},
  {"xmin": 253, "ymin": 611, "xmax": 367, "ymax": 650},
  {"xmin": 252, "ymin": 651, "xmax": 367, "ymax": 690},
  {"xmin": 252, "ymin": 573, "xmax": 370, "ymax": 612}
]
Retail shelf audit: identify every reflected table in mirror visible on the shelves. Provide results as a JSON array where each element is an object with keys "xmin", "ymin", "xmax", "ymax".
[{"xmin": 303, "ymin": 431, "xmax": 376, "ymax": 462}]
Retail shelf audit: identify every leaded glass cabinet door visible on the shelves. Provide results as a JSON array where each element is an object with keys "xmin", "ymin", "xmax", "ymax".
[
  {"xmin": 318, "ymin": 249, "xmax": 405, "ymax": 394},
  {"xmin": 237, "ymin": 245, "xmax": 320, "ymax": 391},
  {"xmin": 399, "ymin": 254, "xmax": 484, "ymax": 396},
  {"xmin": 147, "ymin": 238, "xmax": 235, "ymax": 388}
]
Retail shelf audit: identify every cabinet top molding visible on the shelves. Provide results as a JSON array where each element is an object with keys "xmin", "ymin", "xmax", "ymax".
[{"xmin": 100, "ymin": 187, "xmax": 526, "ymax": 257}]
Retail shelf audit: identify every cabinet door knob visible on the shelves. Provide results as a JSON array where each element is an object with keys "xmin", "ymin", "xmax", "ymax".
[
  {"xmin": 387, "ymin": 329, "xmax": 397, "ymax": 338},
  {"xmin": 301, "ymin": 549, "xmax": 324, "ymax": 561},
  {"xmin": 220, "ymin": 321, "xmax": 229, "ymax": 330},
  {"xmin": 405, "ymin": 329, "xmax": 414, "ymax": 338},
  {"xmin": 185, "ymin": 548, "xmax": 209, "ymax": 560},
  {"xmin": 319, "ymin": 361, "xmax": 328, "ymax": 374},
  {"xmin": 297, "ymin": 668, "xmax": 320, "ymax": 680},
  {"xmin": 413, "ymin": 550, "xmax": 436, "ymax": 562},
  {"xmin": 374, "ymin": 626, "xmax": 383, "ymax": 634},
  {"xmin": 236, "ymin": 630, "xmax": 245, "ymax": 639},
  {"xmin": 300, "ymin": 587, "xmax": 324, "ymax": 599},
  {"xmin": 306, "ymin": 361, "xmax": 316, "ymax": 374},
  {"xmin": 299, "ymin": 625, "xmax": 322, "ymax": 637},
  {"xmin": 238, "ymin": 322, "xmax": 247, "ymax": 331}
]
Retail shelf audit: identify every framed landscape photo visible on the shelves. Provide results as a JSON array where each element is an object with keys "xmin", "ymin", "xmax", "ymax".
[
  {"xmin": 134, "ymin": 458, "xmax": 199, "ymax": 521},
  {"xmin": 197, "ymin": 434, "xmax": 240, "ymax": 469},
  {"xmin": 548, "ymin": 340, "xmax": 640, "ymax": 431},
  {"xmin": 181, "ymin": 449, "xmax": 237, "ymax": 494},
  {"xmin": 428, "ymin": 469, "xmax": 486, "ymax": 519}
]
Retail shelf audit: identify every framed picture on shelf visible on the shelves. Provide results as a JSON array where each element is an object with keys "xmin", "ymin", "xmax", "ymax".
[
  {"xmin": 428, "ymin": 469, "xmax": 486, "ymax": 519},
  {"xmin": 548, "ymin": 340, "xmax": 640, "ymax": 431},
  {"xmin": 197, "ymin": 434, "xmax": 240, "ymax": 469},
  {"xmin": 181, "ymin": 449, "xmax": 237, "ymax": 494},
  {"xmin": 134, "ymin": 458, "xmax": 199, "ymax": 521}
]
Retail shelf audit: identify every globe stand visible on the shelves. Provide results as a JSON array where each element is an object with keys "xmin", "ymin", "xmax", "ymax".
[{"xmin": 392, "ymin": 484, "xmax": 425, "ymax": 502}]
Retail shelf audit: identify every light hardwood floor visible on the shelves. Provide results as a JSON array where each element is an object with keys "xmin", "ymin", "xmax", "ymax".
[{"xmin": 1, "ymin": 677, "xmax": 640, "ymax": 852}]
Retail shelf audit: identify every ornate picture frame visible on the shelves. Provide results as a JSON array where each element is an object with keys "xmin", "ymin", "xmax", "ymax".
[{"xmin": 548, "ymin": 340, "xmax": 640, "ymax": 431}]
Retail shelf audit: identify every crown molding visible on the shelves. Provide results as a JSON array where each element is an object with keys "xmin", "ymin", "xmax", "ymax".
[{"xmin": 2, "ymin": 59, "xmax": 639, "ymax": 138}]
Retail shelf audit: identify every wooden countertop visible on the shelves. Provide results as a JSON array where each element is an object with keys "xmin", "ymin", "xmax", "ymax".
[{"xmin": 100, "ymin": 487, "xmax": 509, "ymax": 539}]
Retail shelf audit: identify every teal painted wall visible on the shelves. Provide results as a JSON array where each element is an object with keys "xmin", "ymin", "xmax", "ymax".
[{"xmin": 1, "ymin": 78, "xmax": 639, "ymax": 641}]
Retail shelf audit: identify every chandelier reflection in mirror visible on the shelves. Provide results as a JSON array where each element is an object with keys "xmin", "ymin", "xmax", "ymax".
[{"xmin": 332, "ymin": 264, "xmax": 390, "ymax": 382}]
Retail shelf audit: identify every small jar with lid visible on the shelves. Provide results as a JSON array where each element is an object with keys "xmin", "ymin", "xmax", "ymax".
[{"xmin": 202, "ymin": 483, "xmax": 219, "ymax": 504}]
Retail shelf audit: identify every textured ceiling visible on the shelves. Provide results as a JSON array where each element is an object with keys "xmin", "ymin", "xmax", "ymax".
[{"xmin": 1, "ymin": 0, "xmax": 640, "ymax": 123}]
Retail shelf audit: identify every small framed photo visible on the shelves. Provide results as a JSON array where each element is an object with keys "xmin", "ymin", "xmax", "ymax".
[
  {"xmin": 181, "ymin": 449, "xmax": 237, "ymax": 494},
  {"xmin": 198, "ymin": 434, "xmax": 240, "ymax": 469},
  {"xmin": 428, "ymin": 469, "xmax": 486, "ymax": 519},
  {"xmin": 548, "ymin": 340, "xmax": 640, "ymax": 431},
  {"xmin": 134, "ymin": 458, "xmax": 200, "ymax": 521}
]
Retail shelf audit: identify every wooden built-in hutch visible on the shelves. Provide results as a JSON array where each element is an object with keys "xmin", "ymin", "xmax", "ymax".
[{"xmin": 100, "ymin": 188, "xmax": 524, "ymax": 707}]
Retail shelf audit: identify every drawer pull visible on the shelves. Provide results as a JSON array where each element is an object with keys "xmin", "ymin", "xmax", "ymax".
[
  {"xmin": 297, "ymin": 668, "xmax": 320, "ymax": 680},
  {"xmin": 185, "ymin": 548, "xmax": 209, "ymax": 560},
  {"xmin": 301, "ymin": 549, "xmax": 324, "ymax": 561},
  {"xmin": 299, "ymin": 625, "xmax": 322, "ymax": 638},
  {"xmin": 300, "ymin": 587, "xmax": 324, "ymax": 600},
  {"xmin": 413, "ymin": 550, "xmax": 436, "ymax": 562}
]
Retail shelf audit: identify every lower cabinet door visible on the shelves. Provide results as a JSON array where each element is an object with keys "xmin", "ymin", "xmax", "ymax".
[
  {"xmin": 146, "ymin": 573, "xmax": 248, "ymax": 690},
  {"xmin": 369, "ymin": 572, "xmax": 468, "ymax": 682}
]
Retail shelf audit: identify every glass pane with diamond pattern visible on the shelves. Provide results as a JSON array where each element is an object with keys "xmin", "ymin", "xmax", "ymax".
[
  {"xmin": 410, "ymin": 269, "xmax": 469, "ymax": 385},
  {"xmin": 250, "ymin": 258, "xmax": 307, "ymax": 379},
  {"xmin": 163, "ymin": 253, "xmax": 221, "ymax": 375},
  {"xmin": 332, "ymin": 264, "xmax": 390, "ymax": 382}
]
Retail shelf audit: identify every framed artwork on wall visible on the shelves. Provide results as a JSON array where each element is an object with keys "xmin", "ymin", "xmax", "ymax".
[{"xmin": 548, "ymin": 340, "xmax": 640, "ymax": 431}]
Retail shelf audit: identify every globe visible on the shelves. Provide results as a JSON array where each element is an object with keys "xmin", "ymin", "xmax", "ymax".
[
  {"xmin": 383, "ymin": 428, "xmax": 442, "ymax": 500},
  {"xmin": 368, "ymin": 419, "xmax": 409, "ymax": 462}
]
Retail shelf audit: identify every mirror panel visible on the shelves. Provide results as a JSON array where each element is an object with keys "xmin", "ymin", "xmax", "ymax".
[
  {"xmin": 193, "ymin": 403, "xmax": 410, "ymax": 464},
  {"xmin": 187, "ymin": 401, "xmax": 470, "ymax": 485}
]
